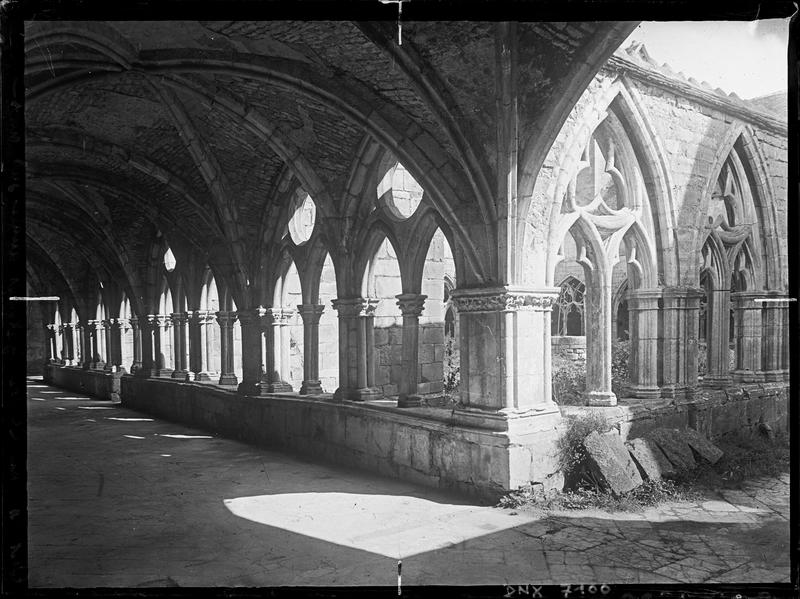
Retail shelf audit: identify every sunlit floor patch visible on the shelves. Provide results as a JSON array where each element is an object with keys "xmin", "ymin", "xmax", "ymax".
[
  {"xmin": 40, "ymin": 391, "xmax": 62, "ymax": 394},
  {"xmin": 157, "ymin": 434, "xmax": 213, "ymax": 439},
  {"xmin": 28, "ymin": 385, "xmax": 49, "ymax": 388},
  {"xmin": 55, "ymin": 407, "xmax": 66, "ymax": 411},
  {"xmin": 223, "ymin": 492, "xmax": 540, "ymax": 559},
  {"xmin": 31, "ymin": 398, "xmax": 46, "ymax": 401},
  {"xmin": 76, "ymin": 406, "xmax": 115, "ymax": 410},
  {"xmin": 123, "ymin": 435, "xmax": 146, "ymax": 440},
  {"xmin": 160, "ymin": 454, "xmax": 172, "ymax": 457},
  {"xmin": 56, "ymin": 396, "xmax": 92, "ymax": 400},
  {"xmin": 106, "ymin": 417, "xmax": 154, "ymax": 422}
]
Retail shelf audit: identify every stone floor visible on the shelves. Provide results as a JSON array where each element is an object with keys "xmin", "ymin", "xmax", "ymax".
[{"xmin": 27, "ymin": 377, "xmax": 791, "ymax": 587}]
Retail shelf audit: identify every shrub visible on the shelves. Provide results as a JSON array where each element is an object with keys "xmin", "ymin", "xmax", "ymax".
[
  {"xmin": 555, "ymin": 411, "xmax": 612, "ymax": 488},
  {"xmin": 611, "ymin": 339, "xmax": 629, "ymax": 397},
  {"xmin": 551, "ymin": 354, "xmax": 585, "ymax": 405},
  {"xmin": 442, "ymin": 336, "xmax": 460, "ymax": 397},
  {"xmin": 697, "ymin": 341, "xmax": 707, "ymax": 377}
]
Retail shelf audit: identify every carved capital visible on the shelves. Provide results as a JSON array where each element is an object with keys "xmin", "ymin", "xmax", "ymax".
[
  {"xmin": 215, "ymin": 311, "xmax": 237, "ymax": 327},
  {"xmin": 450, "ymin": 287, "xmax": 559, "ymax": 313},
  {"xmin": 235, "ymin": 307, "xmax": 265, "ymax": 326},
  {"xmin": 396, "ymin": 293, "xmax": 427, "ymax": 317},
  {"xmin": 297, "ymin": 304, "xmax": 325, "ymax": 325},
  {"xmin": 169, "ymin": 312, "xmax": 188, "ymax": 326},
  {"xmin": 331, "ymin": 297, "xmax": 378, "ymax": 318}
]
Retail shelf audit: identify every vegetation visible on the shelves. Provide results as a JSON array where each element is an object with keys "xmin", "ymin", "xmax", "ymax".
[{"xmin": 551, "ymin": 339, "xmax": 630, "ymax": 405}]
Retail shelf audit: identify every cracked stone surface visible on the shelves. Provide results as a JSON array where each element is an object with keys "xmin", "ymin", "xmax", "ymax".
[{"xmin": 27, "ymin": 379, "xmax": 790, "ymax": 587}]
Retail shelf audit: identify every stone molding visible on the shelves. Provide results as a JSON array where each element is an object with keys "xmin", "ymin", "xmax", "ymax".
[
  {"xmin": 331, "ymin": 297, "xmax": 380, "ymax": 318},
  {"xmin": 395, "ymin": 293, "xmax": 427, "ymax": 316},
  {"xmin": 449, "ymin": 287, "xmax": 559, "ymax": 313},
  {"xmin": 297, "ymin": 304, "xmax": 326, "ymax": 324},
  {"xmin": 266, "ymin": 307, "xmax": 295, "ymax": 325},
  {"xmin": 234, "ymin": 307, "xmax": 266, "ymax": 326},
  {"xmin": 215, "ymin": 311, "xmax": 237, "ymax": 327},
  {"xmin": 169, "ymin": 312, "xmax": 188, "ymax": 325}
]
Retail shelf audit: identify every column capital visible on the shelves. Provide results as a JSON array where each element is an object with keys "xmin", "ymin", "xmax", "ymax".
[
  {"xmin": 627, "ymin": 288, "xmax": 662, "ymax": 310},
  {"xmin": 661, "ymin": 286, "xmax": 704, "ymax": 300},
  {"xmin": 266, "ymin": 307, "xmax": 294, "ymax": 325},
  {"xmin": 46, "ymin": 323, "xmax": 56, "ymax": 332},
  {"xmin": 396, "ymin": 293, "xmax": 427, "ymax": 316},
  {"xmin": 169, "ymin": 312, "xmax": 188, "ymax": 325},
  {"xmin": 331, "ymin": 297, "xmax": 379, "ymax": 317},
  {"xmin": 215, "ymin": 310, "xmax": 237, "ymax": 326},
  {"xmin": 297, "ymin": 304, "xmax": 326, "ymax": 324},
  {"xmin": 449, "ymin": 286, "xmax": 560, "ymax": 313},
  {"xmin": 235, "ymin": 307, "xmax": 266, "ymax": 326}
]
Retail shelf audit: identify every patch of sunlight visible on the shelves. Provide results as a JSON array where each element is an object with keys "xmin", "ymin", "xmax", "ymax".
[
  {"xmin": 124, "ymin": 435, "xmax": 146, "ymax": 440},
  {"xmin": 55, "ymin": 407, "xmax": 66, "ymax": 411},
  {"xmin": 85, "ymin": 419, "xmax": 96, "ymax": 422},
  {"xmin": 28, "ymin": 385, "xmax": 48, "ymax": 388},
  {"xmin": 56, "ymin": 396, "xmax": 91, "ymax": 400},
  {"xmin": 157, "ymin": 434, "xmax": 213, "ymax": 439},
  {"xmin": 223, "ymin": 492, "xmax": 540, "ymax": 559},
  {"xmin": 106, "ymin": 417, "xmax": 154, "ymax": 422},
  {"xmin": 31, "ymin": 398, "xmax": 46, "ymax": 401},
  {"xmin": 160, "ymin": 454, "xmax": 172, "ymax": 457},
  {"xmin": 40, "ymin": 391, "xmax": 62, "ymax": 394},
  {"xmin": 76, "ymin": 406, "xmax": 115, "ymax": 410}
]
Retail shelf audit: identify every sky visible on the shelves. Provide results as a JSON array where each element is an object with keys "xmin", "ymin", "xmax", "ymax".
[{"xmin": 622, "ymin": 20, "xmax": 789, "ymax": 99}]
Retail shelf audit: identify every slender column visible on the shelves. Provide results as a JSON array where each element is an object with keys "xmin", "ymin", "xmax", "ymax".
[
  {"xmin": 279, "ymin": 309, "xmax": 295, "ymax": 389},
  {"xmin": 85, "ymin": 321, "xmax": 99, "ymax": 368},
  {"xmin": 170, "ymin": 312, "xmax": 189, "ymax": 379},
  {"xmin": 106, "ymin": 318, "xmax": 122, "ymax": 371},
  {"xmin": 731, "ymin": 292, "xmax": 764, "ymax": 382},
  {"xmin": 265, "ymin": 308, "xmax": 293, "ymax": 392},
  {"xmin": 102, "ymin": 319, "xmax": 113, "ymax": 371},
  {"xmin": 143, "ymin": 314, "xmax": 159, "ymax": 377},
  {"xmin": 448, "ymin": 287, "xmax": 561, "ymax": 430},
  {"xmin": 95, "ymin": 320, "xmax": 107, "ymax": 370},
  {"xmin": 236, "ymin": 307, "xmax": 265, "ymax": 395},
  {"xmin": 152, "ymin": 315, "xmax": 173, "ymax": 378},
  {"xmin": 58, "ymin": 324, "xmax": 69, "ymax": 364},
  {"xmin": 704, "ymin": 289, "xmax": 732, "ymax": 388},
  {"xmin": 186, "ymin": 311, "xmax": 201, "ymax": 381},
  {"xmin": 75, "ymin": 323, "xmax": 87, "ymax": 368},
  {"xmin": 297, "ymin": 304, "xmax": 325, "ymax": 395},
  {"xmin": 762, "ymin": 294, "xmax": 790, "ymax": 381},
  {"xmin": 626, "ymin": 289, "xmax": 661, "ymax": 399},
  {"xmin": 331, "ymin": 298, "xmax": 380, "ymax": 401},
  {"xmin": 396, "ymin": 293, "xmax": 426, "ymax": 407},
  {"xmin": 216, "ymin": 311, "xmax": 238, "ymax": 386},
  {"xmin": 195, "ymin": 311, "xmax": 216, "ymax": 381},
  {"xmin": 44, "ymin": 324, "xmax": 55, "ymax": 364},
  {"xmin": 659, "ymin": 288, "xmax": 702, "ymax": 399},
  {"xmin": 130, "ymin": 316, "xmax": 144, "ymax": 374},
  {"xmin": 63, "ymin": 323, "xmax": 75, "ymax": 365},
  {"xmin": 582, "ymin": 276, "xmax": 616, "ymax": 406},
  {"xmin": 82, "ymin": 321, "xmax": 94, "ymax": 369}
]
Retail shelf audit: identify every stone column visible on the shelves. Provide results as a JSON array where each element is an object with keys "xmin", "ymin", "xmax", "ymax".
[
  {"xmin": 448, "ymin": 287, "xmax": 561, "ymax": 432},
  {"xmin": 659, "ymin": 287, "xmax": 702, "ymax": 399},
  {"xmin": 331, "ymin": 298, "xmax": 380, "ymax": 401},
  {"xmin": 44, "ymin": 324, "xmax": 55, "ymax": 364},
  {"xmin": 236, "ymin": 307, "xmax": 265, "ymax": 395},
  {"xmin": 63, "ymin": 323, "xmax": 75, "ymax": 365},
  {"xmin": 186, "ymin": 310, "xmax": 201, "ymax": 381},
  {"xmin": 704, "ymin": 289, "xmax": 732, "ymax": 388},
  {"xmin": 762, "ymin": 294, "xmax": 790, "ymax": 382},
  {"xmin": 731, "ymin": 292, "xmax": 764, "ymax": 383},
  {"xmin": 138, "ymin": 315, "xmax": 156, "ymax": 377},
  {"xmin": 297, "ymin": 304, "xmax": 326, "ymax": 395},
  {"xmin": 626, "ymin": 289, "xmax": 661, "ymax": 399},
  {"xmin": 152, "ymin": 315, "xmax": 173, "ymax": 378},
  {"xmin": 216, "ymin": 311, "xmax": 238, "ymax": 386},
  {"xmin": 106, "ymin": 318, "xmax": 122, "ymax": 372},
  {"xmin": 582, "ymin": 276, "xmax": 616, "ymax": 406},
  {"xmin": 264, "ymin": 308, "xmax": 293, "ymax": 392},
  {"xmin": 170, "ymin": 312, "xmax": 189, "ymax": 379},
  {"xmin": 195, "ymin": 310, "xmax": 217, "ymax": 381},
  {"xmin": 130, "ymin": 316, "xmax": 144, "ymax": 374},
  {"xmin": 395, "ymin": 293, "xmax": 426, "ymax": 408},
  {"xmin": 57, "ymin": 324, "xmax": 68, "ymax": 364}
]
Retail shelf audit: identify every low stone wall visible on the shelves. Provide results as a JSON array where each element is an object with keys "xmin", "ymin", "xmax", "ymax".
[
  {"xmin": 119, "ymin": 375, "xmax": 561, "ymax": 502},
  {"xmin": 43, "ymin": 364, "xmax": 123, "ymax": 402},
  {"xmin": 562, "ymin": 382, "xmax": 789, "ymax": 441},
  {"xmin": 552, "ymin": 336, "xmax": 586, "ymax": 361}
]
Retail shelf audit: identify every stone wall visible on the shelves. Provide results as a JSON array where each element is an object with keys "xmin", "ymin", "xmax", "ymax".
[
  {"xmin": 43, "ymin": 364, "xmax": 123, "ymax": 402},
  {"xmin": 552, "ymin": 336, "xmax": 586, "ymax": 361},
  {"xmin": 120, "ymin": 374, "xmax": 562, "ymax": 502}
]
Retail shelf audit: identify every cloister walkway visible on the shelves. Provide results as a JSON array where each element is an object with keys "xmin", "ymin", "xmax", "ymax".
[{"xmin": 27, "ymin": 378, "xmax": 790, "ymax": 587}]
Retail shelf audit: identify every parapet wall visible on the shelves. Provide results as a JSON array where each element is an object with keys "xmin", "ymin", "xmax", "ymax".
[{"xmin": 43, "ymin": 364, "xmax": 123, "ymax": 402}]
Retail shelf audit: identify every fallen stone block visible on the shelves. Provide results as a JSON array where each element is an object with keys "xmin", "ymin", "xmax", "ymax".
[
  {"xmin": 682, "ymin": 428, "xmax": 724, "ymax": 464},
  {"xmin": 583, "ymin": 431, "xmax": 643, "ymax": 496},
  {"xmin": 645, "ymin": 428, "xmax": 696, "ymax": 472},
  {"xmin": 626, "ymin": 437, "xmax": 676, "ymax": 480}
]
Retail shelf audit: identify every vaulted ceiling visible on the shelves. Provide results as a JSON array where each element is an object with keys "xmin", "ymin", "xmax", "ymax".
[{"xmin": 24, "ymin": 20, "xmax": 635, "ymax": 312}]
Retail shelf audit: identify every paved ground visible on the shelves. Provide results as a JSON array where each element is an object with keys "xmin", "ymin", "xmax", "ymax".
[{"xmin": 27, "ymin": 378, "xmax": 790, "ymax": 587}]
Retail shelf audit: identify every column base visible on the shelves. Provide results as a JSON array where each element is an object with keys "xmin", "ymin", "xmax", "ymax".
[
  {"xmin": 763, "ymin": 369, "xmax": 789, "ymax": 382},
  {"xmin": 397, "ymin": 394, "xmax": 423, "ymax": 408},
  {"xmin": 702, "ymin": 375, "xmax": 732, "ymax": 389},
  {"xmin": 103, "ymin": 364, "xmax": 114, "ymax": 372},
  {"xmin": 299, "ymin": 380, "xmax": 323, "ymax": 395},
  {"xmin": 184, "ymin": 372, "xmax": 196, "ymax": 382},
  {"xmin": 659, "ymin": 384, "xmax": 695, "ymax": 400},
  {"xmin": 582, "ymin": 390, "xmax": 618, "ymax": 406},
  {"xmin": 218, "ymin": 374, "xmax": 238, "ymax": 386},
  {"xmin": 194, "ymin": 372, "xmax": 213, "ymax": 382},
  {"xmin": 154, "ymin": 369, "xmax": 174, "ymax": 379},
  {"xmin": 452, "ymin": 404, "xmax": 561, "ymax": 433},
  {"xmin": 351, "ymin": 387, "xmax": 382, "ymax": 401},
  {"xmin": 626, "ymin": 385, "xmax": 661, "ymax": 400},
  {"xmin": 733, "ymin": 370, "xmax": 766, "ymax": 383},
  {"xmin": 171, "ymin": 369, "xmax": 189, "ymax": 379},
  {"xmin": 268, "ymin": 381, "xmax": 293, "ymax": 393},
  {"xmin": 237, "ymin": 381, "xmax": 263, "ymax": 395}
]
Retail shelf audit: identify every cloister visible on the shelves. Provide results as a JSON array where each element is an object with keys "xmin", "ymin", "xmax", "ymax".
[{"xmin": 19, "ymin": 20, "xmax": 790, "ymax": 499}]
